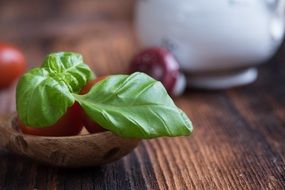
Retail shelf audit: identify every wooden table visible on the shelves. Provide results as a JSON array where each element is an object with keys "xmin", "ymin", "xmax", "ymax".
[{"xmin": 0, "ymin": 1, "xmax": 284, "ymax": 189}]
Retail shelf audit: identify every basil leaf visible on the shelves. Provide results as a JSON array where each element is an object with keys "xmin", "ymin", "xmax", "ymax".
[
  {"xmin": 75, "ymin": 72, "xmax": 193, "ymax": 138},
  {"xmin": 42, "ymin": 52, "xmax": 94, "ymax": 93},
  {"xmin": 16, "ymin": 52, "xmax": 94, "ymax": 127}
]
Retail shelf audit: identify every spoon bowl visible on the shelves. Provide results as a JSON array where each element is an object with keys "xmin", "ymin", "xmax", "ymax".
[{"xmin": 0, "ymin": 113, "xmax": 140, "ymax": 168}]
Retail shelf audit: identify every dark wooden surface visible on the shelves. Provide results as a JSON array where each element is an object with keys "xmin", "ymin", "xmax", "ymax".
[{"xmin": 0, "ymin": 1, "xmax": 285, "ymax": 189}]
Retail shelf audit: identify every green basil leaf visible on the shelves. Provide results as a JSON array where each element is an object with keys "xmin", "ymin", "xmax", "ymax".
[
  {"xmin": 75, "ymin": 72, "xmax": 193, "ymax": 138},
  {"xmin": 16, "ymin": 52, "xmax": 94, "ymax": 127},
  {"xmin": 42, "ymin": 52, "xmax": 94, "ymax": 93}
]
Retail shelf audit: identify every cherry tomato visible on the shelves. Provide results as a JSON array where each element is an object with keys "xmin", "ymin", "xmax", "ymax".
[
  {"xmin": 0, "ymin": 44, "xmax": 26, "ymax": 88},
  {"xmin": 18, "ymin": 102, "xmax": 84, "ymax": 136},
  {"xmin": 80, "ymin": 76, "xmax": 107, "ymax": 133}
]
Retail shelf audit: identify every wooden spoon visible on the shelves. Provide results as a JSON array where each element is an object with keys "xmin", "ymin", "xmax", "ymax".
[{"xmin": 0, "ymin": 113, "xmax": 140, "ymax": 168}]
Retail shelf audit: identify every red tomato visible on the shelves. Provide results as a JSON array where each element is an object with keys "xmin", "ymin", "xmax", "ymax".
[
  {"xmin": 18, "ymin": 103, "xmax": 84, "ymax": 136},
  {"xmin": 0, "ymin": 44, "xmax": 26, "ymax": 88},
  {"xmin": 80, "ymin": 76, "xmax": 107, "ymax": 133}
]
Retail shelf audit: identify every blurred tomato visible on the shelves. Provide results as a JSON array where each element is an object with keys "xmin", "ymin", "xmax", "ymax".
[
  {"xmin": 18, "ymin": 103, "xmax": 84, "ymax": 136},
  {"xmin": 0, "ymin": 44, "xmax": 26, "ymax": 88},
  {"xmin": 80, "ymin": 76, "xmax": 107, "ymax": 133}
]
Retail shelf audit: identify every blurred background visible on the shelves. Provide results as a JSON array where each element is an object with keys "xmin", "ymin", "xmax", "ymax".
[
  {"xmin": 1, "ymin": 0, "xmax": 285, "ymax": 90},
  {"xmin": 0, "ymin": 0, "xmax": 135, "ymax": 75},
  {"xmin": 1, "ymin": 1, "xmax": 285, "ymax": 189},
  {"xmin": 1, "ymin": 0, "xmax": 285, "ymax": 115}
]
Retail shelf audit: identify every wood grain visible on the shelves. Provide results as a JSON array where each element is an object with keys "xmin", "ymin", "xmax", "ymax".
[{"xmin": 0, "ymin": 0, "xmax": 285, "ymax": 189}]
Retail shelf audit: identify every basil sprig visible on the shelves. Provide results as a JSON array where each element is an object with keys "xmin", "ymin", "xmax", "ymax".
[
  {"xmin": 16, "ymin": 52, "xmax": 193, "ymax": 138},
  {"xmin": 16, "ymin": 52, "xmax": 94, "ymax": 127}
]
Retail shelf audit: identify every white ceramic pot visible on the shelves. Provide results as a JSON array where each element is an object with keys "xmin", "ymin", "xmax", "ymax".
[{"xmin": 135, "ymin": 0, "xmax": 285, "ymax": 89}]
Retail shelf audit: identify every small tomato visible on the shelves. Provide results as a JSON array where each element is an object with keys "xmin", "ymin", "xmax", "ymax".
[
  {"xmin": 18, "ymin": 103, "xmax": 83, "ymax": 136},
  {"xmin": 0, "ymin": 44, "xmax": 26, "ymax": 88}
]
